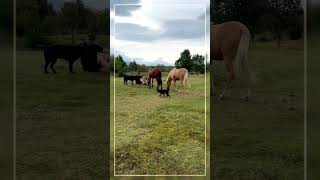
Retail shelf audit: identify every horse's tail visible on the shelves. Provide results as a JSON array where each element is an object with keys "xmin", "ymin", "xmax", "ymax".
[
  {"xmin": 235, "ymin": 29, "xmax": 254, "ymax": 97},
  {"xmin": 183, "ymin": 70, "xmax": 190, "ymax": 88},
  {"xmin": 235, "ymin": 30, "xmax": 250, "ymax": 74}
]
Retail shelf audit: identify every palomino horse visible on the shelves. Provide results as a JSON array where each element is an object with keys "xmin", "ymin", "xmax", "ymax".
[
  {"xmin": 148, "ymin": 68, "xmax": 162, "ymax": 89},
  {"xmin": 166, "ymin": 68, "xmax": 189, "ymax": 92},
  {"xmin": 211, "ymin": 21, "xmax": 252, "ymax": 100}
]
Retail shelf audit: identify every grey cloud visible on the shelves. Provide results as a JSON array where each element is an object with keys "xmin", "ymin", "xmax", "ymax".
[
  {"xmin": 115, "ymin": 19, "xmax": 205, "ymax": 42},
  {"xmin": 112, "ymin": 0, "xmax": 141, "ymax": 16},
  {"xmin": 115, "ymin": 23, "xmax": 159, "ymax": 42},
  {"xmin": 162, "ymin": 19, "xmax": 205, "ymax": 40},
  {"xmin": 115, "ymin": 5, "xmax": 141, "ymax": 16}
]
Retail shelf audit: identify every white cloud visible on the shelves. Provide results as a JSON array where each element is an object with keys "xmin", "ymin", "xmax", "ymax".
[{"xmin": 111, "ymin": 0, "xmax": 210, "ymax": 65}]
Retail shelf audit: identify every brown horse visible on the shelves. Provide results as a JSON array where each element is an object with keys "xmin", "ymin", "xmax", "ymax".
[
  {"xmin": 166, "ymin": 68, "xmax": 189, "ymax": 92},
  {"xmin": 211, "ymin": 21, "xmax": 252, "ymax": 101},
  {"xmin": 148, "ymin": 68, "xmax": 162, "ymax": 89}
]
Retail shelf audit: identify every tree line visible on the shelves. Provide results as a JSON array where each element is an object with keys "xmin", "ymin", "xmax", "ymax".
[
  {"xmin": 211, "ymin": 0, "xmax": 304, "ymax": 45},
  {"xmin": 17, "ymin": 0, "xmax": 109, "ymax": 47},
  {"xmin": 112, "ymin": 49, "xmax": 206, "ymax": 77}
]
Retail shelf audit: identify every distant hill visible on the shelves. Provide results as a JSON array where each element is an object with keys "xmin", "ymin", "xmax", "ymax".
[{"xmin": 114, "ymin": 51, "xmax": 174, "ymax": 66}]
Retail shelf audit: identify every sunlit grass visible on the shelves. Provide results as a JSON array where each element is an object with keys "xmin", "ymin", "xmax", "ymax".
[{"xmin": 111, "ymin": 74, "xmax": 209, "ymax": 175}]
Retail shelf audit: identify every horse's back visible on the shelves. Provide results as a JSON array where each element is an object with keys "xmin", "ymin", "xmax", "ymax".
[
  {"xmin": 168, "ymin": 68, "xmax": 188, "ymax": 80},
  {"xmin": 148, "ymin": 67, "xmax": 161, "ymax": 78},
  {"xmin": 211, "ymin": 21, "xmax": 251, "ymax": 60},
  {"xmin": 45, "ymin": 44, "xmax": 82, "ymax": 60}
]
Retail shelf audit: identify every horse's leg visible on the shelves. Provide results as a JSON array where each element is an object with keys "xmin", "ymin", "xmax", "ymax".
[
  {"xmin": 181, "ymin": 78, "xmax": 184, "ymax": 87},
  {"xmin": 173, "ymin": 80, "xmax": 177, "ymax": 92},
  {"xmin": 69, "ymin": 60, "xmax": 75, "ymax": 73},
  {"xmin": 44, "ymin": 59, "xmax": 50, "ymax": 73},
  {"xmin": 220, "ymin": 58, "xmax": 234, "ymax": 100},
  {"xmin": 50, "ymin": 59, "xmax": 57, "ymax": 74}
]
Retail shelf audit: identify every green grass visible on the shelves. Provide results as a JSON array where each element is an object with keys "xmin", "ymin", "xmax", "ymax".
[
  {"xmin": 111, "ymin": 74, "xmax": 209, "ymax": 175},
  {"xmin": 212, "ymin": 40, "xmax": 304, "ymax": 179},
  {"xmin": 15, "ymin": 39, "xmax": 304, "ymax": 179},
  {"xmin": 16, "ymin": 51, "xmax": 109, "ymax": 179}
]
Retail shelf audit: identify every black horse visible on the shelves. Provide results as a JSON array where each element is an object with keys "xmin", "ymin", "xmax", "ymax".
[
  {"xmin": 124, "ymin": 75, "xmax": 142, "ymax": 85},
  {"xmin": 43, "ymin": 44, "xmax": 84, "ymax": 73},
  {"xmin": 43, "ymin": 43, "xmax": 104, "ymax": 73}
]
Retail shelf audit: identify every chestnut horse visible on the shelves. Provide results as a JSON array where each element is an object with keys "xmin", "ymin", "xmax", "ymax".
[
  {"xmin": 211, "ymin": 21, "xmax": 252, "ymax": 100},
  {"xmin": 166, "ymin": 68, "xmax": 189, "ymax": 92},
  {"xmin": 148, "ymin": 68, "xmax": 162, "ymax": 89}
]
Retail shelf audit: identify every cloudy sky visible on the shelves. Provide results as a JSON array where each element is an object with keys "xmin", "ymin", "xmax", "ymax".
[{"xmin": 111, "ymin": 0, "xmax": 210, "ymax": 65}]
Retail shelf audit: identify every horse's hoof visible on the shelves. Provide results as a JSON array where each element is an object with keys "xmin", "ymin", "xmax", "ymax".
[
  {"xmin": 241, "ymin": 96, "xmax": 249, "ymax": 102},
  {"xmin": 219, "ymin": 94, "xmax": 225, "ymax": 100}
]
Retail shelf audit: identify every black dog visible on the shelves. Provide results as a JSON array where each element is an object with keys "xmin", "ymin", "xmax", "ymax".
[
  {"xmin": 43, "ymin": 44, "xmax": 84, "ymax": 73},
  {"xmin": 124, "ymin": 75, "xmax": 142, "ymax": 85},
  {"xmin": 157, "ymin": 87, "xmax": 170, "ymax": 97}
]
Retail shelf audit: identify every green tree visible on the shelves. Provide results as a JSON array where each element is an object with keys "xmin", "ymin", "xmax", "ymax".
[
  {"xmin": 192, "ymin": 54, "xmax": 205, "ymax": 74},
  {"xmin": 268, "ymin": 0, "xmax": 303, "ymax": 45},
  {"xmin": 211, "ymin": 0, "xmax": 303, "ymax": 42},
  {"xmin": 138, "ymin": 64, "xmax": 148, "ymax": 73},
  {"xmin": 175, "ymin": 49, "xmax": 193, "ymax": 71},
  {"xmin": 60, "ymin": 0, "xmax": 87, "ymax": 44},
  {"xmin": 128, "ymin": 60, "xmax": 139, "ymax": 74},
  {"xmin": 114, "ymin": 55, "xmax": 127, "ymax": 76}
]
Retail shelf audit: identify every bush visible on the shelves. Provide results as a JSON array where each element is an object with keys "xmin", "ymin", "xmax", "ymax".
[
  {"xmin": 25, "ymin": 32, "xmax": 50, "ymax": 48},
  {"xmin": 117, "ymin": 69, "xmax": 127, "ymax": 77}
]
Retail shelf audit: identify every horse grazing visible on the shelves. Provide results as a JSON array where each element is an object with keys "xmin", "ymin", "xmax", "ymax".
[
  {"xmin": 148, "ymin": 68, "xmax": 162, "ymax": 89},
  {"xmin": 166, "ymin": 68, "xmax": 189, "ymax": 92},
  {"xmin": 211, "ymin": 21, "xmax": 252, "ymax": 101},
  {"xmin": 43, "ymin": 44, "xmax": 84, "ymax": 73},
  {"xmin": 124, "ymin": 75, "xmax": 142, "ymax": 85}
]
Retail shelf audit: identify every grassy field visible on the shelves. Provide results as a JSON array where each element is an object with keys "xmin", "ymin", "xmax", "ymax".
[
  {"xmin": 16, "ymin": 51, "xmax": 109, "ymax": 179},
  {"xmin": 111, "ymin": 74, "xmax": 210, "ymax": 175},
  {"xmin": 15, "ymin": 39, "xmax": 304, "ymax": 179},
  {"xmin": 212, "ymin": 40, "xmax": 304, "ymax": 179}
]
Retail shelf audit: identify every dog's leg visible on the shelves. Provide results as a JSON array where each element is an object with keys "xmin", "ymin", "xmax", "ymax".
[{"xmin": 50, "ymin": 59, "xmax": 57, "ymax": 74}]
